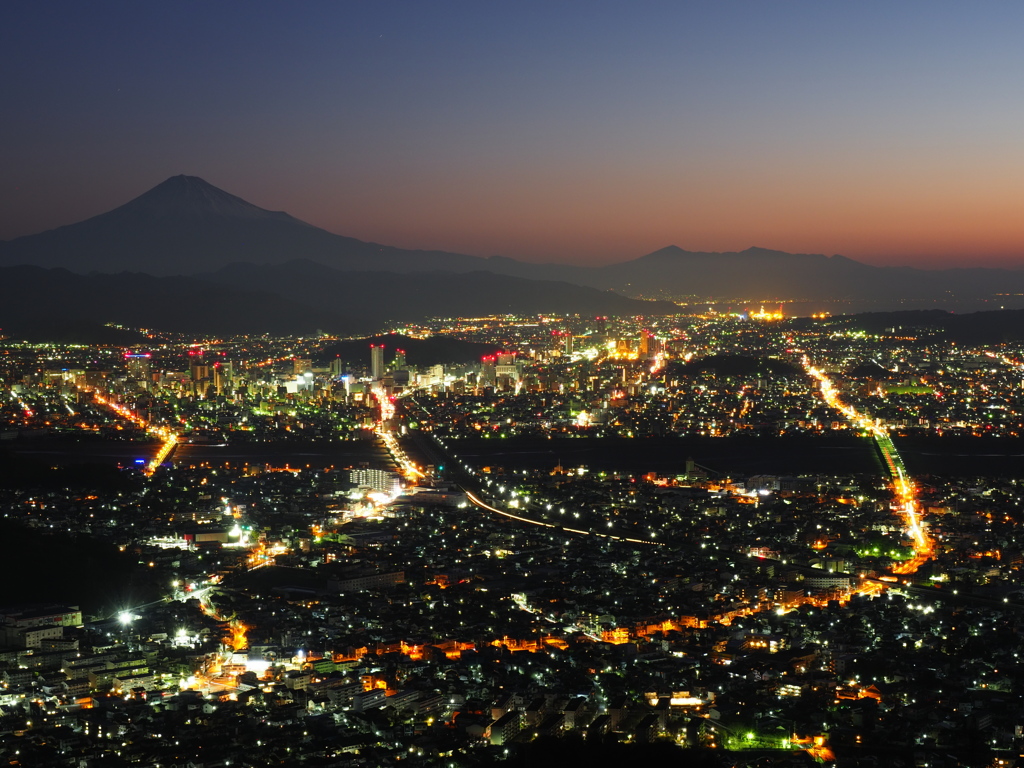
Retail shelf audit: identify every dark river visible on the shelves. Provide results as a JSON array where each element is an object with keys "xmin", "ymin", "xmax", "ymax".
[{"xmin": 3, "ymin": 436, "xmax": 395, "ymax": 471}]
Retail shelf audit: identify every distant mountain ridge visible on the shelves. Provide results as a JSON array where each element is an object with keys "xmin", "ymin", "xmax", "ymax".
[
  {"xmin": 0, "ymin": 261, "xmax": 678, "ymax": 341},
  {"xmin": 0, "ymin": 265, "xmax": 357, "ymax": 339},
  {"xmin": 3, "ymin": 175, "xmax": 1024, "ymax": 311},
  {"xmin": 0, "ymin": 175, "xmax": 490, "ymax": 276},
  {"xmin": 196, "ymin": 259, "xmax": 680, "ymax": 326},
  {"xmin": 105, "ymin": 174, "xmax": 310, "ymax": 223}
]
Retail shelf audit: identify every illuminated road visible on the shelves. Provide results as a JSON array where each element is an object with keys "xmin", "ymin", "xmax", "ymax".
[
  {"xmin": 399, "ymin": 394, "xmax": 665, "ymax": 545},
  {"xmin": 371, "ymin": 385, "xmax": 424, "ymax": 481},
  {"xmin": 87, "ymin": 389, "xmax": 179, "ymax": 475},
  {"xmin": 802, "ymin": 356, "xmax": 934, "ymax": 582},
  {"xmin": 464, "ymin": 490, "xmax": 663, "ymax": 547}
]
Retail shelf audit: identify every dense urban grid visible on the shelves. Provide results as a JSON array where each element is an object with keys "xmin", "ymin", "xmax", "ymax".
[{"xmin": 2, "ymin": 311, "xmax": 1024, "ymax": 767}]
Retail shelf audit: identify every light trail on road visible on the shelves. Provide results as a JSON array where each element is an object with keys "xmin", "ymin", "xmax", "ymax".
[
  {"xmin": 372, "ymin": 386, "xmax": 424, "ymax": 480},
  {"xmin": 464, "ymin": 491, "xmax": 662, "ymax": 547},
  {"xmin": 89, "ymin": 389, "xmax": 179, "ymax": 476},
  {"xmin": 802, "ymin": 356, "xmax": 934, "ymax": 583}
]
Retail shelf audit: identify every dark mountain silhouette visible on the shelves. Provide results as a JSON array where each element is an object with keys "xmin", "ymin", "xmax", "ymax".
[
  {"xmin": 0, "ymin": 175, "xmax": 490, "ymax": 276},
  {"xmin": 0, "ymin": 261, "xmax": 676, "ymax": 343},
  {"xmin": 4, "ymin": 176, "xmax": 1024, "ymax": 311},
  {"xmin": 417, "ymin": 244, "xmax": 1024, "ymax": 307},
  {"xmin": 0, "ymin": 265, "xmax": 359, "ymax": 340},
  {"xmin": 319, "ymin": 334, "xmax": 502, "ymax": 367},
  {"xmin": 584, "ymin": 245, "xmax": 1024, "ymax": 305},
  {"xmin": 196, "ymin": 259, "xmax": 679, "ymax": 325},
  {"xmin": 0, "ymin": 319, "xmax": 150, "ymax": 346}
]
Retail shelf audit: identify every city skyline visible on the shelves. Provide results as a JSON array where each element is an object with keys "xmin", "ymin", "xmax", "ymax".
[
  {"xmin": 5, "ymin": 1, "xmax": 1024, "ymax": 269},
  {"xmin": 3, "ymin": 310, "xmax": 1024, "ymax": 765}
]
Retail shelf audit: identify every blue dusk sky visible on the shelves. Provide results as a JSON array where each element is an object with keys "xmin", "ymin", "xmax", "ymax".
[{"xmin": 3, "ymin": 1, "xmax": 1024, "ymax": 267}]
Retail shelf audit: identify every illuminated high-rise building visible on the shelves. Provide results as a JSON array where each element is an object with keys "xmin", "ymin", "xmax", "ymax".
[
  {"xmin": 190, "ymin": 362, "xmax": 211, "ymax": 384},
  {"xmin": 394, "ymin": 349, "xmax": 407, "ymax": 370},
  {"xmin": 213, "ymin": 361, "xmax": 234, "ymax": 394},
  {"xmin": 370, "ymin": 344, "xmax": 385, "ymax": 380},
  {"xmin": 349, "ymin": 468, "xmax": 402, "ymax": 496},
  {"xmin": 480, "ymin": 355, "xmax": 497, "ymax": 388},
  {"xmin": 639, "ymin": 330, "xmax": 653, "ymax": 358},
  {"xmin": 495, "ymin": 351, "xmax": 521, "ymax": 387},
  {"xmin": 125, "ymin": 353, "xmax": 151, "ymax": 382}
]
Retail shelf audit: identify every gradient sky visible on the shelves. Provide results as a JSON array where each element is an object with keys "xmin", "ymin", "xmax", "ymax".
[{"xmin": 4, "ymin": 1, "xmax": 1024, "ymax": 268}]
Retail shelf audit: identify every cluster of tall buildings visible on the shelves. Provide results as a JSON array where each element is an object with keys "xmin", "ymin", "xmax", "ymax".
[{"xmin": 367, "ymin": 344, "xmax": 445, "ymax": 397}]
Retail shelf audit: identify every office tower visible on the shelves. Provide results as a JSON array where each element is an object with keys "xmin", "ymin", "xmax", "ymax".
[
  {"xmin": 495, "ymin": 351, "xmax": 521, "ymax": 386},
  {"xmin": 213, "ymin": 361, "xmax": 234, "ymax": 395},
  {"xmin": 190, "ymin": 363, "xmax": 211, "ymax": 384},
  {"xmin": 480, "ymin": 355, "xmax": 497, "ymax": 388},
  {"xmin": 125, "ymin": 353, "xmax": 151, "ymax": 381},
  {"xmin": 639, "ymin": 329, "xmax": 653, "ymax": 357},
  {"xmin": 371, "ymin": 344, "xmax": 385, "ymax": 381}
]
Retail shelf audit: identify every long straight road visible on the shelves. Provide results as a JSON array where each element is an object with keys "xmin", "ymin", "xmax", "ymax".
[{"xmin": 802, "ymin": 357, "xmax": 934, "ymax": 579}]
